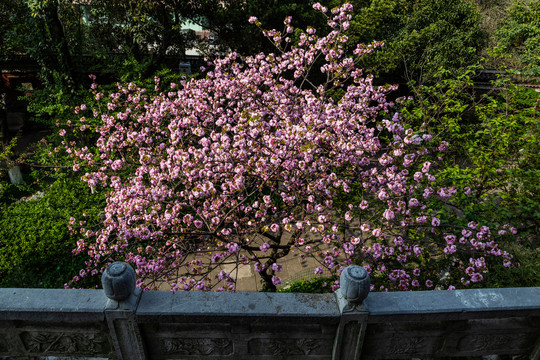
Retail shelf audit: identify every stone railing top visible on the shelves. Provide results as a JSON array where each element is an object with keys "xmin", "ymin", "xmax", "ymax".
[
  {"xmin": 364, "ymin": 287, "xmax": 540, "ymax": 319},
  {"xmin": 1, "ymin": 286, "xmax": 538, "ymax": 320},
  {"xmin": 0, "ymin": 288, "xmax": 107, "ymax": 322},
  {"xmin": 136, "ymin": 291, "xmax": 340, "ymax": 319},
  {"xmin": 0, "ymin": 264, "xmax": 539, "ymax": 360}
]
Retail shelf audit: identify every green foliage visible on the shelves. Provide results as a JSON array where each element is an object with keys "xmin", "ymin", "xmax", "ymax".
[
  {"xmin": 330, "ymin": 0, "xmax": 486, "ymax": 82},
  {"xmin": 278, "ymin": 276, "xmax": 337, "ymax": 294},
  {"xmin": 193, "ymin": 0, "xmax": 330, "ymax": 56},
  {"xmin": 484, "ymin": 243, "xmax": 540, "ymax": 287},
  {"xmin": 0, "ymin": 137, "xmax": 18, "ymax": 170},
  {"xmin": 0, "ymin": 177, "xmax": 104, "ymax": 288},
  {"xmin": 19, "ymin": 73, "xmax": 80, "ymax": 126},
  {"xmin": 0, "ymin": 0, "xmax": 34, "ymax": 59},
  {"xmin": 492, "ymin": 0, "xmax": 540, "ymax": 75},
  {"xmin": 400, "ymin": 66, "xmax": 540, "ymax": 279}
]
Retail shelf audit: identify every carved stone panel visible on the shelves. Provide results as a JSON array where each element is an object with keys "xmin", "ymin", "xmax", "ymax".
[
  {"xmin": 456, "ymin": 333, "xmax": 532, "ymax": 354},
  {"xmin": 385, "ymin": 336, "xmax": 428, "ymax": 356},
  {"xmin": 20, "ymin": 331, "xmax": 111, "ymax": 356},
  {"xmin": 360, "ymin": 322, "xmax": 443, "ymax": 358},
  {"xmin": 161, "ymin": 338, "xmax": 233, "ymax": 356},
  {"xmin": 248, "ymin": 338, "xmax": 333, "ymax": 357}
]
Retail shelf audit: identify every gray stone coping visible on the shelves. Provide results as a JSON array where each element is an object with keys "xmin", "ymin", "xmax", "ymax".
[
  {"xmin": 364, "ymin": 287, "xmax": 540, "ymax": 321},
  {"xmin": 0, "ymin": 288, "xmax": 107, "ymax": 322},
  {"xmin": 136, "ymin": 291, "xmax": 340, "ymax": 320},
  {"xmin": 2, "ymin": 287, "xmax": 539, "ymax": 322}
]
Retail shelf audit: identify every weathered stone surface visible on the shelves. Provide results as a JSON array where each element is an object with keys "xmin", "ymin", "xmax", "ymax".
[
  {"xmin": 0, "ymin": 288, "xmax": 107, "ymax": 322},
  {"xmin": 339, "ymin": 265, "xmax": 370, "ymax": 306},
  {"xmin": 364, "ymin": 287, "xmax": 540, "ymax": 320},
  {"xmin": 161, "ymin": 338, "xmax": 233, "ymax": 356},
  {"xmin": 136, "ymin": 291, "xmax": 339, "ymax": 320},
  {"xmin": 248, "ymin": 338, "xmax": 333, "ymax": 356},
  {"xmin": 0, "ymin": 278, "xmax": 539, "ymax": 359},
  {"xmin": 102, "ymin": 262, "xmax": 136, "ymax": 301},
  {"xmin": 360, "ymin": 315, "xmax": 540, "ymax": 358},
  {"xmin": 20, "ymin": 329, "xmax": 112, "ymax": 356}
]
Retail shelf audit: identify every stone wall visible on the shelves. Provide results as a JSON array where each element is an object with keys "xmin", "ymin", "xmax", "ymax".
[{"xmin": 0, "ymin": 263, "xmax": 539, "ymax": 360}]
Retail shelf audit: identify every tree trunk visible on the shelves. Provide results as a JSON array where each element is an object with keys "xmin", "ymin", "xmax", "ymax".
[
  {"xmin": 43, "ymin": 0, "xmax": 76, "ymax": 87},
  {"xmin": 259, "ymin": 268, "xmax": 277, "ymax": 292}
]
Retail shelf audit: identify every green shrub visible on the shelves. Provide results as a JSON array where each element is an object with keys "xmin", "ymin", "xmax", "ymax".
[
  {"xmin": 278, "ymin": 276, "xmax": 337, "ymax": 294},
  {"xmin": 0, "ymin": 177, "xmax": 104, "ymax": 288}
]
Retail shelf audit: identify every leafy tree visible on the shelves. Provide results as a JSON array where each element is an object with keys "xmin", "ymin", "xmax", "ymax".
[
  {"xmin": 179, "ymin": 0, "xmax": 332, "ymax": 56},
  {"xmin": 77, "ymin": 0, "xmax": 194, "ymax": 77},
  {"xmin": 0, "ymin": 0, "xmax": 33, "ymax": 60},
  {"xmin": 492, "ymin": 0, "xmax": 540, "ymax": 75},
  {"xmin": 399, "ymin": 66, "xmax": 540, "ymax": 286},
  {"xmin": 322, "ymin": 0, "xmax": 486, "ymax": 83},
  {"xmin": 61, "ymin": 4, "xmax": 514, "ymax": 292}
]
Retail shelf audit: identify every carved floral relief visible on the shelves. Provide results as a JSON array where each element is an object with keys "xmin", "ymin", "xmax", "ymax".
[
  {"xmin": 248, "ymin": 338, "xmax": 333, "ymax": 356},
  {"xmin": 20, "ymin": 331, "xmax": 111, "ymax": 356},
  {"xmin": 161, "ymin": 338, "xmax": 233, "ymax": 356}
]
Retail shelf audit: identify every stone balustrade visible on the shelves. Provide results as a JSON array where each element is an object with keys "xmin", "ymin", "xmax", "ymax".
[{"xmin": 0, "ymin": 263, "xmax": 539, "ymax": 359}]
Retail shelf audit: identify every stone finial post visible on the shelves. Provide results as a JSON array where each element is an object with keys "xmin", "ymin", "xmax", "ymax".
[
  {"xmin": 332, "ymin": 265, "xmax": 371, "ymax": 360},
  {"xmin": 102, "ymin": 262, "xmax": 147, "ymax": 360},
  {"xmin": 102, "ymin": 261, "xmax": 141, "ymax": 310},
  {"xmin": 339, "ymin": 265, "xmax": 370, "ymax": 310},
  {"xmin": 102, "ymin": 262, "xmax": 136, "ymax": 301}
]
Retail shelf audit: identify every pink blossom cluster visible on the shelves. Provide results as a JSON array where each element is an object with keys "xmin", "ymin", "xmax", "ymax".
[{"xmin": 63, "ymin": 3, "xmax": 514, "ymax": 292}]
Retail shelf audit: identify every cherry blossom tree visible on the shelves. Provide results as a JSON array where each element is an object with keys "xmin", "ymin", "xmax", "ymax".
[{"xmin": 63, "ymin": 3, "xmax": 515, "ymax": 292}]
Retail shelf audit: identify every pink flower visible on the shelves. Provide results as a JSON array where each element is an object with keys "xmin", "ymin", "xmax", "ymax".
[
  {"xmin": 271, "ymin": 263, "xmax": 282, "ymax": 272},
  {"xmin": 254, "ymin": 262, "xmax": 265, "ymax": 273},
  {"xmin": 443, "ymin": 245, "xmax": 456, "ymax": 255},
  {"xmin": 383, "ymin": 209, "xmax": 395, "ymax": 220},
  {"xmin": 408, "ymin": 198, "xmax": 419, "ymax": 207},
  {"xmin": 227, "ymin": 242, "xmax": 239, "ymax": 253}
]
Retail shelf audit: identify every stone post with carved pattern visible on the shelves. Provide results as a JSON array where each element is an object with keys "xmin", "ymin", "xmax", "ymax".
[
  {"xmin": 332, "ymin": 265, "xmax": 371, "ymax": 360},
  {"xmin": 102, "ymin": 261, "xmax": 147, "ymax": 360}
]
